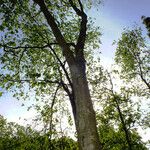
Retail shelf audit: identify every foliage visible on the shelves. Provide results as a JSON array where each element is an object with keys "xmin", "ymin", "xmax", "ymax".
[
  {"xmin": 0, "ymin": 115, "xmax": 78, "ymax": 150},
  {"xmin": 0, "ymin": 1, "xmax": 149, "ymax": 149},
  {"xmin": 97, "ymin": 94, "xmax": 148, "ymax": 150},
  {"xmin": 98, "ymin": 124, "xmax": 148, "ymax": 150},
  {"xmin": 0, "ymin": 0, "xmax": 100, "ymax": 95},
  {"xmin": 113, "ymin": 27, "xmax": 150, "ymax": 137},
  {"xmin": 87, "ymin": 59, "xmax": 149, "ymax": 149},
  {"xmin": 0, "ymin": 0, "xmax": 103, "ymax": 149},
  {"xmin": 114, "ymin": 28, "xmax": 150, "ymax": 90},
  {"xmin": 142, "ymin": 16, "xmax": 150, "ymax": 37}
]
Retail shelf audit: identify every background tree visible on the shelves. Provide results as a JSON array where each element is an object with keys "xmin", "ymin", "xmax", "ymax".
[
  {"xmin": 0, "ymin": 115, "xmax": 78, "ymax": 150},
  {"xmin": 113, "ymin": 27, "xmax": 150, "ymax": 129},
  {"xmin": 87, "ymin": 56, "xmax": 149, "ymax": 149},
  {"xmin": 142, "ymin": 16, "xmax": 150, "ymax": 37},
  {"xmin": 115, "ymin": 27, "xmax": 150, "ymax": 91}
]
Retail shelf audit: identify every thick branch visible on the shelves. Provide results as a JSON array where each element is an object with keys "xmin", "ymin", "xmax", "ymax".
[
  {"xmin": 60, "ymin": 79, "xmax": 76, "ymax": 117},
  {"xmin": 69, "ymin": 0, "xmax": 87, "ymax": 56},
  {"xmin": 33, "ymin": 0, "xmax": 75, "ymax": 65},
  {"xmin": 56, "ymin": 64, "xmax": 76, "ymax": 117},
  {"xmin": 78, "ymin": 0, "xmax": 84, "ymax": 12},
  {"xmin": 69, "ymin": 0, "xmax": 83, "ymax": 16}
]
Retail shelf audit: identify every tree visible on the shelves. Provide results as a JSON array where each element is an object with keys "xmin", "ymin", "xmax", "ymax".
[
  {"xmin": 115, "ymin": 27, "xmax": 150, "ymax": 91},
  {"xmin": 142, "ymin": 16, "xmax": 150, "ymax": 37},
  {"xmin": 0, "ymin": 0, "xmax": 101, "ymax": 149},
  {"xmin": 0, "ymin": 115, "xmax": 78, "ymax": 150}
]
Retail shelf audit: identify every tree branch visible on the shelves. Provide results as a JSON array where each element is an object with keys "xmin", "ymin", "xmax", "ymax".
[
  {"xmin": 48, "ymin": 84, "xmax": 60, "ymax": 146},
  {"xmin": 126, "ymin": 48, "xmax": 150, "ymax": 90},
  {"xmin": 78, "ymin": 0, "xmax": 84, "ymax": 12},
  {"xmin": 69, "ymin": 0, "xmax": 87, "ymax": 57},
  {"xmin": 48, "ymin": 45, "xmax": 73, "ymax": 90},
  {"xmin": 33, "ymin": 0, "xmax": 75, "ymax": 65},
  {"xmin": 1, "ymin": 43, "xmax": 52, "ymax": 50},
  {"xmin": 55, "ymin": 64, "xmax": 76, "ymax": 117},
  {"xmin": 0, "ymin": 76, "xmax": 60, "ymax": 84},
  {"xmin": 107, "ymin": 72, "xmax": 132, "ymax": 150},
  {"xmin": 60, "ymin": 79, "xmax": 76, "ymax": 117}
]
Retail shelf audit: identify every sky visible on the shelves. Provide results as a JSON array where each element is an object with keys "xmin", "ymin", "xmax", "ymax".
[
  {"xmin": 0, "ymin": 0, "xmax": 150, "ymax": 144},
  {"xmin": 93, "ymin": 0, "xmax": 150, "ymax": 64}
]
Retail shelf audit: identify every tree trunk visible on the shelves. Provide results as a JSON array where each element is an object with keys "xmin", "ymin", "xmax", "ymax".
[
  {"xmin": 114, "ymin": 96, "xmax": 132, "ymax": 150},
  {"xmin": 70, "ymin": 63, "xmax": 101, "ymax": 150},
  {"xmin": 32, "ymin": 1, "xmax": 102, "ymax": 149}
]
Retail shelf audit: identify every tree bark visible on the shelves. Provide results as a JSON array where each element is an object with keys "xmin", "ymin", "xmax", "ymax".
[{"xmin": 70, "ymin": 62, "xmax": 101, "ymax": 150}]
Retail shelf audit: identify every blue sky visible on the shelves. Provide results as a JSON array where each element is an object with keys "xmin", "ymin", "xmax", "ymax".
[
  {"xmin": 93, "ymin": 0, "xmax": 150, "ymax": 58},
  {"xmin": 0, "ymin": 0, "xmax": 150, "ymax": 141}
]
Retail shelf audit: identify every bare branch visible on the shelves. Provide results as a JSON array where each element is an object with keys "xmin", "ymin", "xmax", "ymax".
[
  {"xmin": 0, "ymin": 43, "xmax": 52, "ymax": 50},
  {"xmin": 49, "ymin": 84, "xmax": 60, "ymax": 144},
  {"xmin": 1, "ymin": 42, "xmax": 75, "ymax": 51},
  {"xmin": 0, "ymin": 77, "xmax": 60, "ymax": 85}
]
